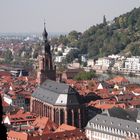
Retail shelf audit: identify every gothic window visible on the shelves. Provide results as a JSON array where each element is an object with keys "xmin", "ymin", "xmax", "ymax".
[
  {"xmin": 55, "ymin": 109, "xmax": 59, "ymax": 125},
  {"xmin": 74, "ymin": 110, "xmax": 79, "ymax": 127},
  {"xmin": 60, "ymin": 109, "xmax": 64, "ymax": 124},
  {"xmin": 67, "ymin": 109, "xmax": 72, "ymax": 125}
]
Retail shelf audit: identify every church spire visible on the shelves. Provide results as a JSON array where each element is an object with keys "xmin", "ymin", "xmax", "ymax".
[
  {"xmin": 42, "ymin": 21, "xmax": 48, "ymax": 42},
  {"xmin": 37, "ymin": 22, "xmax": 56, "ymax": 85},
  {"xmin": 42, "ymin": 22, "xmax": 51, "ymax": 55}
]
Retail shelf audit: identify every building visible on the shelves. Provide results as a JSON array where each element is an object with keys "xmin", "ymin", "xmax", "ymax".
[
  {"xmin": 107, "ymin": 76, "xmax": 129, "ymax": 86},
  {"xmin": 31, "ymin": 116, "xmax": 58, "ymax": 134},
  {"xmin": 37, "ymin": 23, "xmax": 56, "ymax": 85},
  {"xmin": 62, "ymin": 68, "xmax": 83, "ymax": 80},
  {"xmin": 3, "ymin": 109, "xmax": 36, "ymax": 126},
  {"xmin": 124, "ymin": 56, "xmax": 140, "ymax": 73},
  {"xmin": 3, "ymin": 84, "xmax": 33, "ymax": 111},
  {"xmin": 31, "ymin": 26, "xmax": 86, "ymax": 129},
  {"xmin": 95, "ymin": 57, "xmax": 115, "ymax": 71},
  {"xmin": 8, "ymin": 128, "xmax": 87, "ymax": 140},
  {"xmin": 81, "ymin": 55, "xmax": 88, "ymax": 63},
  {"xmin": 0, "ymin": 95, "xmax": 7, "ymax": 140},
  {"xmin": 55, "ymin": 56, "xmax": 65, "ymax": 63},
  {"xmin": 30, "ymin": 79, "xmax": 85, "ymax": 128},
  {"xmin": 85, "ymin": 114, "xmax": 140, "ymax": 140},
  {"xmin": 87, "ymin": 59, "xmax": 95, "ymax": 67}
]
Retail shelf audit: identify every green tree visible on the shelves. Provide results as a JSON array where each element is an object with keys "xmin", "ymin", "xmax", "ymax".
[
  {"xmin": 66, "ymin": 49, "xmax": 80, "ymax": 63},
  {"xmin": 4, "ymin": 49, "xmax": 13, "ymax": 63},
  {"xmin": 74, "ymin": 71, "xmax": 96, "ymax": 81}
]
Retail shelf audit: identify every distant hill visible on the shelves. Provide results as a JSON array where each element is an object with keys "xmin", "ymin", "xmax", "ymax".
[
  {"xmin": 79, "ymin": 7, "xmax": 140, "ymax": 58},
  {"xmin": 57, "ymin": 7, "xmax": 140, "ymax": 59}
]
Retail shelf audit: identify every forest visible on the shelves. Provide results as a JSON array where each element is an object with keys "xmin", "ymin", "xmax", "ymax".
[{"xmin": 53, "ymin": 7, "xmax": 140, "ymax": 59}]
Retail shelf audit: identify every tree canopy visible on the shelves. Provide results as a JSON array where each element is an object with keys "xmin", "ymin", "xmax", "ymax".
[
  {"xmin": 54, "ymin": 7, "xmax": 140, "ymax": 58},
  {"xmin": 74, "ymin": 71, "xmax": 96, "ymax": 81}
]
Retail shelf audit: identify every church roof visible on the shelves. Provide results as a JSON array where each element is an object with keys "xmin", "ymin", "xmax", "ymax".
[{"xmin": 32, "ymin": 80, "xmax": 80, "ymax": 106}]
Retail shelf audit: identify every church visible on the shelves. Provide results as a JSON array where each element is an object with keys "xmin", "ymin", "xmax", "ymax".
[
  {"xmin": 36, "ymin": 23, "xmax": 56, "ymax": 84},
  {"xmin": 30, "ymin": 24, "xmax": 86, "ymax": 128}
]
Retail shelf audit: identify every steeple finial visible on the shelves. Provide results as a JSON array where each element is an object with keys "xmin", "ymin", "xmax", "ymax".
[
  {"xmin": 44, "ymin": 20, "xmax": 46, "ymax": 29},
  {"xmin": 43, "ymin": 20, "xmax": 48, "ymax": 41}
]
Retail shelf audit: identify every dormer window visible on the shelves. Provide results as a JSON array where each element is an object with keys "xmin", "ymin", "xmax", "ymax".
[
  {"xmin": 111, "ymin": 122, "xmax": 113, "ymax": 124},
  {"xmin": 96, "ymin": 118, "xmax": 99, "ymax": 121},
  {"xmin": 10, "ymin": 86, "xmax": 13, "ymax": 90},
  {"xmin": 126, "ymin": 125, "xmax": 129, "ymax": 128}
]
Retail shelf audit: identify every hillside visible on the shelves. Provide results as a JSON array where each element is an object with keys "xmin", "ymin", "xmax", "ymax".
[
  {"xmin": 56, "ymin": 7, "xmax": 140, "ymax": 59},
  {"xmin": 79, "ymin": 7, "xmax": 140, "ymax": 58}
]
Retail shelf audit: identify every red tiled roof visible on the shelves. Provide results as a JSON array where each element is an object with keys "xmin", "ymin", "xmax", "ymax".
[
  {"xmin": 8, "ymin": 129, "xmax": 87, "ymax": 140},
  {"xmin": 5, "ymin": 109, "xmax": 36, "ymax": 124},
  {"xmin": 32, "ymin": 117, "xmax": 58, "ymax": 134},
  {"xmin": 128, "ymin": 100, "xmax": 140, "ymax": 106},
  {"xmin": 0, "ymin": 71, "xmax": 11, "ymax": 77},
  {"xmin": 133, "ymin": 88, "xmax": 140, "ymax": 94},
  {"xmin": 2, "ymin": 100, "xmax": 9, "ymax": 107},
  {"xmin": 55, "ymin": 124, "xmax": 76, "ymax": 132},
  {"xmin": 94, "ymin": 103, "xmax": 126, "ymax": 109},
  {"xmin": 8, "ymin": 131, "xmax": 28, "ymax": 140},
  {"xmin": 108, "ymin": 76, "xmax": 129, "ymax": 84}
]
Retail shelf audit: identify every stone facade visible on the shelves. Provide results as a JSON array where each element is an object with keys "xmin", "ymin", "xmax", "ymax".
[
  {"xmin": 30, "ymin": 80, "xmax": 86, "ymax": 128},
  {"xmin": 37, "ymin": 24, "xmax": 56, "ymax": 85}
]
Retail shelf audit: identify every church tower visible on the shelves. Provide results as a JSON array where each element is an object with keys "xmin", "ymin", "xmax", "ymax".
[{"xmin": 37, "ymin": 23, "xmax": 56, "ymax": 85}]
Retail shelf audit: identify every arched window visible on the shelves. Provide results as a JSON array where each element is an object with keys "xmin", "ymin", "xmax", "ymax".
[
  {"xmin": 67, "ymin": 109, "xmax": 72, "ymax": 125},
  {"xmin": 55, "ymin": 108, "xmax": 59, "ymax": 125},
  {"xmin": 60, "ymin": 109, "xmax": 64, "ymax": 124}
]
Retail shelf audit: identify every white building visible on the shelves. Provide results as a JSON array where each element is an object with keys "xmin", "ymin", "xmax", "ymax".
[
  {"xmin": 55, "ymin": 56, "xmax": 65, "ymax": 63},
  {"xmin": 87, "ymin": 59, "xmax": 94, "ymax": 67},
  {"xmin": 85, "ymin": 114, "xmax": 140, "ymax": 140},
  {"xmin": 4, "ymin": 93, "xmax": 25, "ymax": 108},
  {"xmin": 81, "ymin": 55, "xmax": 88, "ymax": 63},
  {"xmin": 63, "ymin": 47, "xmax": 73, "ymax": 56},
  {"xmin": 95, "ymin": 57, "xmax": 115, "ymax": 70},
  {"xmin": 113, "ymin": 60, "xmax": 124, "ymax": 71},
  {"xmin": 124, "ymin": 56, "xmax": 140, "ymax": 73},
  {"xmin": 108, "ymin": 54, "xmax": 121, "ymax": 60},
  {"xmin": 57, "ymin": 43, "xmax": 64, "ymax": 52}
]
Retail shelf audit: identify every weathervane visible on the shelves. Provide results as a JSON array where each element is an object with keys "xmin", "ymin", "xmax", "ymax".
[{"xmin": 44, "ymin": 19, "xmax": 46, "ymax": 28}]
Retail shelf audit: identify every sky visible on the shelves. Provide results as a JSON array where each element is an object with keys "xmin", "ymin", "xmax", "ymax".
[{"xmin": 0, "ymin": 0, "xmax": 140, "ymax": 33}]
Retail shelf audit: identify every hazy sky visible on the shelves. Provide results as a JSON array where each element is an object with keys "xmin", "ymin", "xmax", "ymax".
[{"xmin": 0, "ymin": 0, "xmax": 140, "ymax": 33}]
